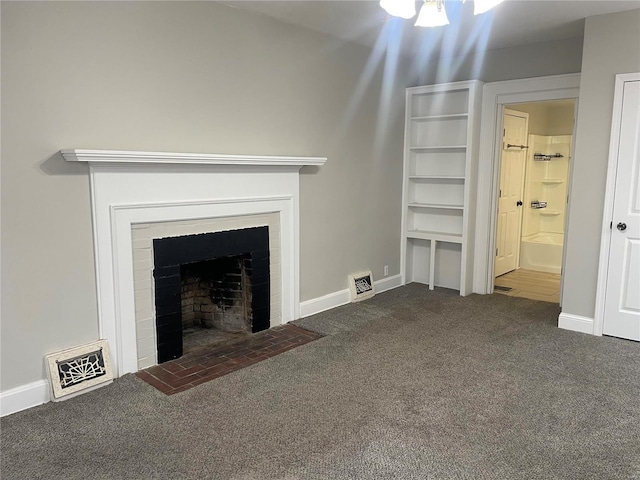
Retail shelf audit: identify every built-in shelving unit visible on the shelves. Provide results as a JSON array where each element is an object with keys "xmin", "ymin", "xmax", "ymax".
[{"xmin": 401, "ymin": 80, "xmax": 483, "ymax": 296}]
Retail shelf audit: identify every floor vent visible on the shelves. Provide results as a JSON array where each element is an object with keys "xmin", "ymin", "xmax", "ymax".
[
  {"xmin": 46, "ymin": 340, "xmax": 114, "ymax": 401},
  {"xmin": 349, "ymin": 270, "xmax": 375, "ymax": 302},
  {"xmin": 494, "ymin": 285, "xmax": 513, "ymax": 292}
]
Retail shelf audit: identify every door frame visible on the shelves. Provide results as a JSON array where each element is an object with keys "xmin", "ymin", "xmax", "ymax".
[
  {"xmin": 473, "ymin": 74, "xmax": 581, "ymax": 294},
  {"xmin": 593, "ymin": 72, "xmax": 640, "ymax": 336}
]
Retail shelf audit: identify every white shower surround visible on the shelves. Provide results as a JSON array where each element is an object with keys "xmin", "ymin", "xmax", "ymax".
[{"xmin": 62, "ymin": 149, "xmax": 326, "ymax": 377}]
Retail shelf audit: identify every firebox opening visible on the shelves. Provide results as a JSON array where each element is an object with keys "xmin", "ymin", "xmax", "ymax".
[
  {"xmin": 153, "ymin": 226, "xmax": 270, "ymax": 364},
  {"xmin": 180, "ymin": 254, "xmax": 253, "ymax": 355}
]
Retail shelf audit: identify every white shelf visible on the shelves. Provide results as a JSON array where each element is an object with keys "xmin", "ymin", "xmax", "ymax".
[
  {"xmin": 411, "ymin": 113, "xmax": 469, "ymax": 121},
  {"xmin": 541, "ymin": 179, "xmax": 564, "ymax": 184},
  {"xmin": 410, "ymin": 146, "xmax": 467, "ymax": 152},
  {"xmin": 408, "ymin": 203, "xmax": 464, "ymax": 210},
  {"xmin": 406, "ymin": 230, "xmax": 463, "ymax": 244},
  {"xmin": 409, "ymin": 175, "xmax": 465, "ymax": 181}
]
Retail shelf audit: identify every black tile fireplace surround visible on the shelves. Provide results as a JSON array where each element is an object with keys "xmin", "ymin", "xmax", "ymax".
[{"xmin": 153, "ymin": 226, "xmax": 270, "ymax": 363}]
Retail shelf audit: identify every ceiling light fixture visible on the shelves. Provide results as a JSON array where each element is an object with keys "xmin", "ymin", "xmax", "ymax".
[
  {"xmin": 380, "ymin": 0, "xmax": 503, "ymax": 27},
  {"xmin": 415, "ymin": 0, "xmax": 449, "ymax": 27}
]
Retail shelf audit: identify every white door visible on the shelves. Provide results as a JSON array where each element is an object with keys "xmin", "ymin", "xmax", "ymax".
[
  {"xmin": 495, "ymin": 110, "xmax": 528, "ymax": 277},
  {"xmin": 603, "ymin": 78, "xmax": 640, "ymax": 341}
]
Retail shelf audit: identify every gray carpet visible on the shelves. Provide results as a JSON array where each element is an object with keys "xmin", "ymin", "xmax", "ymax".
[{"xmin": 2, "ymin": 285, "xmax": 639, "ymax": 479}]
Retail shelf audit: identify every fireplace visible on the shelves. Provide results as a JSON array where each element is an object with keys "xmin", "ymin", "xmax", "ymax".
[
  {"xmin": 61, "ymin": 149, "xmax": 326, "ymax": 376},
  {"xmin": 153, "ymin": 227, "xmax": 270, "ymax": 362}
]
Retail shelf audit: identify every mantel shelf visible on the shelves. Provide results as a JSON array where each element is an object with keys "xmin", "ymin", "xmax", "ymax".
[{"xmin": 61, "ymin": 149, "xmax": 327, "ymax": 167}]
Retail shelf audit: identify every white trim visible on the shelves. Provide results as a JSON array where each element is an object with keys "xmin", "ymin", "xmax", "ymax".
[
  {"xmin": 0, "ymin": 380, "xmax": 50, "ymax": 417},
  {"xmin": 299, "ymin": 290, "xmax": 351, "ymax": 318},
  {"xmin": 299, "ymin": 274, "xmax": 403, "ymax": 318},
  {"xmin": 61, "ymin": 149, "xmax": 327, "ymax": 167},
  {"xmin": 0, "ymin": 275, "xmax": 403, "ymax": 417},
  {"xmin": 558, "ymin": 312, "xmax": 595, "ymax": 335},
  {"xmin": 594, "ymin": 72, "xmax": 640, "ymax": 337},
  {"xmin": 374, "ymin": 274, "xmax": 403, "ymax": 295},
  {"xmin": 559, "ymin": 103, "xmax": 581, "ymax": 308},
  {"xmin": 474, "ymin": 74, "xmax": 581, "ymax": 295},
  {"xmin": 0, "ymin": 274, "xmax": 403, "ymax": 417},
  {"xmin": 400, "ymin": 89, "xmax": 413, "ymax": 287}
]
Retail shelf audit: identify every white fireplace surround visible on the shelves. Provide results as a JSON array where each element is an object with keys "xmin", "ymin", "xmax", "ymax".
[{"xmin": 62, "ymin": 149, "xmax": 326, "ymax": 377}]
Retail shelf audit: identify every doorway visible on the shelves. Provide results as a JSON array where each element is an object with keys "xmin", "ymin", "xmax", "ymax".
[
  {"xmin": 493, "ymin": 99, "xmax": 576, "ymax": 304},
  {"xmin": 473, "ymin": 73, "xmax": 581, "ymax": 297}
]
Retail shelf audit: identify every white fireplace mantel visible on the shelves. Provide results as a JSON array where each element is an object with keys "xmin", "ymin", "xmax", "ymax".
[
  {"xmin": 61, "ymin": 149, "xmax": 327, "ymax": 167},
  {"xmin": 63, "ymin": 149, "xmax": 326, "ymax": 377}
]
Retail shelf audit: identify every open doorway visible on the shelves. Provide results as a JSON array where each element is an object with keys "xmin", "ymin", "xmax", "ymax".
[{"xmin": 493, "ymin": 99, "xmax": 576, "ymax": 304}]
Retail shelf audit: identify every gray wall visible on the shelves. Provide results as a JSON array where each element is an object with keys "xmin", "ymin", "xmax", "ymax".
[
  {"xmin": 1, "ymin": 1, "xmax": 409, "ymax": 391},
  {"xmin": 509, "ymin": 101, "xmax": 575, "ymax": 136},
  {"xmin": 410, "ymin": 37, "xmax": 583, "ymax": 86},
  {"xmin": 562, "ymin": 8, "xmax": 640, "ymax": 319},
  {"xmin": 546, "ymin": 104, "xmax": 577, "ymax": 136},
  {"xmin": 509, "ymin": 103, "xmax": 553, "ymax": 135}
]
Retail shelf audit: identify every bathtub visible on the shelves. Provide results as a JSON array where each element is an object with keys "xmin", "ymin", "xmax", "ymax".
[{"xmin": 519, "ymin": 232, "xmax": 564, "ymax": 274}]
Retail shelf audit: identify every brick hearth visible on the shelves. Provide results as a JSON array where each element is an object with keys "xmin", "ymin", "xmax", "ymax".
[{"xmin": 135, "ymin": 324, "xmax": 322, "ymax": 395}]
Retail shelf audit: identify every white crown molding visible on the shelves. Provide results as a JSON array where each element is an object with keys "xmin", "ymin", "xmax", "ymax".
[{"xmin": 60, "ymin": 149, "xmax": 327, "ymax": 167}]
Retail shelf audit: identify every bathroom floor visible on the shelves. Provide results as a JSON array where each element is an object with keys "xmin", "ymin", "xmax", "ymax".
[{"xmin": 494, "ymin": 268, "xmax": 561, "ymax": 304}]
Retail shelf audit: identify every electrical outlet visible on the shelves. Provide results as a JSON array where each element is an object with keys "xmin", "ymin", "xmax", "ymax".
[{"xmin": 384, "ymin": 265, "xmax": 389, "ymax": 277}]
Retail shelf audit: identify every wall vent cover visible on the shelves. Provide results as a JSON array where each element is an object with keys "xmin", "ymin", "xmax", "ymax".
[
  {"xmin": 46, "ymin": 339, "xmax": 114, "ymax": 401},
  {"xmin": 349, "ymin": 270, "xmax": 375, "ymax": 302}
]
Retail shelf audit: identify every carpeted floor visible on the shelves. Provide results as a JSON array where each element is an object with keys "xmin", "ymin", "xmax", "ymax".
[{"xmin": 2, "ymin": 285, "xmax": 639, "ymax": 479}]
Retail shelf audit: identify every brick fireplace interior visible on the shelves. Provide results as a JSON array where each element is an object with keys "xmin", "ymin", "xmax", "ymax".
[{"xmin": 153, "ymin": 226, "xmax": 270, "ymax": 363}]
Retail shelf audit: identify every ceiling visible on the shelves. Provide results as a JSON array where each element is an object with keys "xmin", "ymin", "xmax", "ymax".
[{"xmin": 224, "ymin": 0, "xmax": 640, "ymax": 57}]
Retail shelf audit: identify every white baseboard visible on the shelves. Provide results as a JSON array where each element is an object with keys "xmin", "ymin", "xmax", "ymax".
[
  {"xmin": 299, "ymin": 274, "xmax": 402, "ymax": 318},
  {"xmin": 299, "ymin": 289, "xmax": 350, "ymax": 318},
  {"xmin": 375, "ymin": 274, "xmax": 403, "ymax": 294},
  {"xmin": 1, "ymin": 380, "xmax": 50, "ymax": 417},
  {"xmin": 558, "ymin": 312, "xmax": 595, "ymax": 335},
  {"xmin": 1, "ymin": 275, "xmax": 405, "ymax": 416}
]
